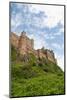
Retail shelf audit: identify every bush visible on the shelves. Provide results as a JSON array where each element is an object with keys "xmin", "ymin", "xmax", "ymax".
[
  {"xmin": 11, "ymin": 45, "xmax": 17, "ymax": 61},
  {"xmin": 11, "ymin": 63, "xmax": 37, "ymax": 79}
]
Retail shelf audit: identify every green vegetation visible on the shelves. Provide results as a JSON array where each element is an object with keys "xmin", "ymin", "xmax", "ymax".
[{"xmin": 10, "ymin": 45, "xmax": 65, "ymax": 97}]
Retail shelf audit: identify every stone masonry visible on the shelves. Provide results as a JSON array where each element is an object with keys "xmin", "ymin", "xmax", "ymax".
[{"xmin": 10, "ymin": 31, "xmax": 57, "ymax": 64}]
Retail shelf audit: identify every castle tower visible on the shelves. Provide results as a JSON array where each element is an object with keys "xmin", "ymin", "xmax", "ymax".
[
  {"xmin": 31, "ymin": 39, "xmax": 34, "ymax": 49},
  {"xmin": 18, "ymin": 31, "xmax": 27, "ymax": 55},
  {"xmin": 21, "ymin": 31, "xmax": 26, "ymax": 37},
  {"xmin": 18, "ymin": 31, "xmax": 34, "ymax": 55}
]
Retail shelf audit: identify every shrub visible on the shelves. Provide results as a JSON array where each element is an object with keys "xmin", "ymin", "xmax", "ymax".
[{"xmin": 11, "ymin": 63, "xmax": 37, "ymax": 79}]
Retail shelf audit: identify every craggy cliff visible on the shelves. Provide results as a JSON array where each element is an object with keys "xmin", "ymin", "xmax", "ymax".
[{"xmin": 10, "ymin": 31, "xmax": 57, "ymax": 64}]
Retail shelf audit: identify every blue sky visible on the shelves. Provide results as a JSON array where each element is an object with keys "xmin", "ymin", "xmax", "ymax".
[{"xmin": 10, "ymin": 3, "xmax": 64, "ymax": 70}]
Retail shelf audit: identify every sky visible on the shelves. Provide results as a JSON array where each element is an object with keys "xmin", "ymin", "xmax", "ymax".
[{"xmin": 10, "ymin": 3, "xmax": 64, "ymax": 71}]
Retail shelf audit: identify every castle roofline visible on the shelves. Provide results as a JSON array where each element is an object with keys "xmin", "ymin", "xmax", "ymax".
[
  {"xmin": 21, "ymin": 31, "xmax": 26, "ymax": 36},
  {"xmin": 11, "ymin": 32, "xmax": 19, "ymax": 39}
]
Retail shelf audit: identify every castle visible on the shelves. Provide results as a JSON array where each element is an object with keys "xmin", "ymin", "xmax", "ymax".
[{"xmin": 10, "ymin": 31, "xmax": 57, "ymax": 64}]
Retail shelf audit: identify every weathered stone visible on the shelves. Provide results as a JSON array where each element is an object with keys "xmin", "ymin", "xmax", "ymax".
[{"xmin": 10, "ymin": 31, "xmax": 57, "ymax": 64}]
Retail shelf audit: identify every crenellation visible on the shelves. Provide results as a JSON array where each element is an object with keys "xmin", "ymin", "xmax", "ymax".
[{"xmin": 45, "ymin": 49, "xmax": 56, "ymax": 64}]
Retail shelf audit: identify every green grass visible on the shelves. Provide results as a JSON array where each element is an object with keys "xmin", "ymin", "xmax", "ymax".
[
  {"xmin": 10, "ymin": 45, "xmax": 65, "ymax": 97},
  {"xmin": 11, "ymin": 71, "xmax": 64, "ymax": 97}
]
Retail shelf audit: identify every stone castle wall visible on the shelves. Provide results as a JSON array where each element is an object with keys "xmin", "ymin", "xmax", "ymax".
[
  {"xmin": 10, "ymin": 32, "xmax": 19, "ymax": 48},
  {"xmin": 35, "ymin": 49, "xmax": 47, "ymax": 59},
  {"xmin": 10, "ymin": 32, "xmax": 57, "ymax": 64},
  {"xmin": 35, "ymin": 49, "xmax": 57, "ymax": 64},
  {"xmin": 45, "ymin": 50, "xmax": 57, "ymax": 63}
]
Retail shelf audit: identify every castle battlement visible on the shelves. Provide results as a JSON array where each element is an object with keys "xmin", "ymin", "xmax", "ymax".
[{"xmin": 10, "ymin": 32, "xmax": 57, "ymax": 64}]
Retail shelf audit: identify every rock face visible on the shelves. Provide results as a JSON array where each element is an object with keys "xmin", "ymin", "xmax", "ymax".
[{"xmin": 10, "ymin": 31, "xmax": 57, "ymax": 64}]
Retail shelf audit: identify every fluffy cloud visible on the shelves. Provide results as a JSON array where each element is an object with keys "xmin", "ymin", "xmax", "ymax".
[
  {"xmin": 55, "ymin": 54, "xmax": 64, "ymax": 71},
  {"xmin": 30, "ymin": 4, "xmax": 64, "ymax": 27},
  {"xmin": 51, "ymin": 43, "xmax": 64, "ymax": 50}
]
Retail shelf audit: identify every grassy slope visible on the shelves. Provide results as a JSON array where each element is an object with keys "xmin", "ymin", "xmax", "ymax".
[{"xmin": 10, "ymin": 45, "xmax": 65, "ymax": 97}]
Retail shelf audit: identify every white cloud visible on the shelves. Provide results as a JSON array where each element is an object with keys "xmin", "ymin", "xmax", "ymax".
[
  {"xmin": 53, "ymin": 27, "xmax": 64, "ymax": 36},
  {"xmin": 11, "ymin": 4, "xmax": 64, "ymax": 34},
  {"xmin": 28, "ymin": 33, "xmax": 46, "ymax": 50},
  {"xmin": 11, "ymin": 12, "xmax": 23, "ymax": 31},
  {"xmin": 44, "ymin": 34, "xmax": 55, "ymax": 39},
  {"xmin": 30, "ymin": 4, "xmax": 64, "ymax": 27},
  {"xmin": 52, "ymin": 43, "xmax": 61, "ymax": 49},
  {"xmin": 53, "ymin": 32, "xmax": 62, "ymax": 36},
  {"xmin": 51, "ymin": 43, "xmax": 64, "ymax": 50},
  {"xmin": 55, "ymin": 54, "xmax": 64, "ymax": 71}
]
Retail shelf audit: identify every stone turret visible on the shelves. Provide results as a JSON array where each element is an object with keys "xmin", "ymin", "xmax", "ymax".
[
  {"xmin": 18, "ymin": 31, "xmax": 27, "ymax": 55},
  {"xmin": 21, "ymin": 31, "xmax": 26, "ymax": 37}
]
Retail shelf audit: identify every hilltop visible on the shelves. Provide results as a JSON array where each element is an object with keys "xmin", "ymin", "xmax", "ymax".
[{"xmin": 10, "ymin": 32, "xmax": 64, "ymax": 97}]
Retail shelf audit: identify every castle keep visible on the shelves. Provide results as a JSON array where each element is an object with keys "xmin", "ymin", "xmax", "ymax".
[
  {"xmin": 10, "ymin": 31, "xmax": 57, "ymax": 64},
  {"xmin": 18, "ymin": 31, "xmax": 34, "ymax": 55}
]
